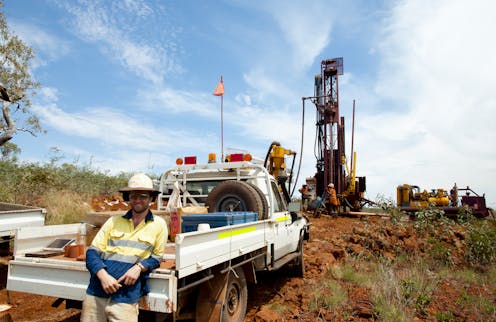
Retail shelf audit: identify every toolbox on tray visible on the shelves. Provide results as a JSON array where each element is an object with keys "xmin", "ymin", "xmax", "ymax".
[{"xmin": 181, "ymin": 212, "xmax": 258, "ymax": 232}]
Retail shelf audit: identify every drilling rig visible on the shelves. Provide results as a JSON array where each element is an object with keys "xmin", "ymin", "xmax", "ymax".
[{"xmin": 303, "ymin": 58, "xmax": 368, "ymax": 213}]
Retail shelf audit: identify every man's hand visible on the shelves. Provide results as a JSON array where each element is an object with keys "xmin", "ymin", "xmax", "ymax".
[
  {"xmin": 96, "ymin": 269, "xmax": 122, "ymax": 294},
  {"xmin": 116, "ymin": 264, "xmax": 142, "ymax": 286}
]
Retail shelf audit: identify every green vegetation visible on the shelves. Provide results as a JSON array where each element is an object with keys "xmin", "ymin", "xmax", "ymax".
[
  {"xmin": 465, "ymin": 219, "xmax": 496, "ymax": 265},
  {"xmin": 1, "ymin": 1, "xmax": 42, "ymax": 145},
  {"xmin": 0, "ymin": 156, "xmax": 133, "ymax": 224},
  {"xmin": 309, "ymin": 279, "xmax": 347, "ymax": 312},
  {"xmin": 308, "ymin": 198, "xmax": 496, "ymax": 321}
]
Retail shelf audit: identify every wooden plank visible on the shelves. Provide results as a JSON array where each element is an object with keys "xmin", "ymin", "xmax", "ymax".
[{"xmin": 345, "ymin": 211, "xmax": 390, "ymax": 217}]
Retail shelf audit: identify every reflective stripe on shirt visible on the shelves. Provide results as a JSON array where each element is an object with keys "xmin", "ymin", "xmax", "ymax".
[
  {"xmin": 108, "ymin": 239, "xmax": 154, "ymax": 252},
  {"xmin": 101, "ymin": 252, "xmax": 140, "ymax": 264},
  {"xmin": 91, "ymin": 211, "xmax": 167, "ymax": 262}
]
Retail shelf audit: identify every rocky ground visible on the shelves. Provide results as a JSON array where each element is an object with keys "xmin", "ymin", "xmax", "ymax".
[
  {"xmin": 246, "ymin": 213, "xmax": 496, "ymax": 321},
  {"xmin": 1, "ymin": 208, "xmax": 495, "ymax": 321}
]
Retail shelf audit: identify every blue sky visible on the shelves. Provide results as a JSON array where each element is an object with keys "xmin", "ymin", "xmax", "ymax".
[{"xmin": 3, "ymin": 0, "xmax": 496, "ymax": 207}]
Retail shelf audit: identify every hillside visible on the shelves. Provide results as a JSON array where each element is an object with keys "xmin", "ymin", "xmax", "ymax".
[
  {"xmin": 1, "ymin": 211, "xmax": 495, "ymax": 321},
  {"xmin": 246, "ymin": 213, "xmax": 496, "ymax": 321}
]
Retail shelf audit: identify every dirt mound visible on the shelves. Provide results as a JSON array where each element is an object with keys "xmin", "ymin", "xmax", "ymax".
[
  {"xmin": 245, "ymin": 214, "xmax": 495, "ymax": 321},
  {"xmin": 89, "ymin": 194, "xmax": 158, "ymax": 211}
]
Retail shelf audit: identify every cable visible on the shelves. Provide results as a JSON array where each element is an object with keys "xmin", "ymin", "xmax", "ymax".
[{"xmin": 290, "ymin": 97, "xmax": 307, "ymax": 197}]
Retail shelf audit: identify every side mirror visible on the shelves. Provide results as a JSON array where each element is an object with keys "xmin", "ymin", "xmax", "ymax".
[{"xmin": 290, "ymin": 211, "xmax": 300, "ymax": 223}]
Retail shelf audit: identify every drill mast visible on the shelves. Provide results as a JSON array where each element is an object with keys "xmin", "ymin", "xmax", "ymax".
[{"xmin": 313, "ymin": 58, "xmax": 345, "ymax": 197}]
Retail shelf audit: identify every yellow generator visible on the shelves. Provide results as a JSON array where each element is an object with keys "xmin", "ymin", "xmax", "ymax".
[
  {"xmin": 397, "ymin": 184, "xmax": 450, "ymax": 208},
  {"xmin": 398, "ymin": 183, "xmax": 492, "ymax": 218}
]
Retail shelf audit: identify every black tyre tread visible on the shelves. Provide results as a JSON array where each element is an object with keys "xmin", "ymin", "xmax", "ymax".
[
  {"xmin": 222, "ymin": 267, "xmax": 248, "ymax": 322},
  {"xmin": 291, "ymin": 235, "xmax": 305, "ymax": 277},
  {"xmin": 245, "ymin": 182, "xmax": 269, "ymax": 220},
  {"xmin": 205, "ymin": 180, "xmax": 265, "ymax": 219}
]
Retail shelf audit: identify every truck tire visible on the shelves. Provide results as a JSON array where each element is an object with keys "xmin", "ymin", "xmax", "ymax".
[
  {"xmin": 245, "ymin": 182, "xmax": 269, "ymax": 220},
  {"xmin": 206, "ymin": 181, "xmax": 266, "ymax": 219},
  {"xmin": 222, "ymin": 267, "xmax": 248, "ymax": 322},
  {"xmin": 195, "ymin": 267, "xmax": 247, "ymax": 322},
  {"xmin": 291, "ymin": 235, "xmax": 305, "ymax": 277}
]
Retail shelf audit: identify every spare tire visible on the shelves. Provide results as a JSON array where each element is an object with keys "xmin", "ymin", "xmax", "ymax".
[
  {"xmin": 206, "ymin": 181, "xmax": 266, "ymax": 219},
  {"xmin": 245, "ymin": 182, "xmax": 269, "ymax": 220}
]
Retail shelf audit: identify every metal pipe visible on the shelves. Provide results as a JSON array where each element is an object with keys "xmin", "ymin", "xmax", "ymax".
[
  {"xmin": 177, "ymin": 274, "xmax": 214, "ymax": 293},
  {"xmin": 351, "ymin": 99, "xmax": 355, "ymax": 176},
  {"xmin": 220, "ymin": 252, "xmax": 266, "ymax": 274},
  {"xmin": 270, "ymin": 243, "xmax": 275, "ymax": 268}
]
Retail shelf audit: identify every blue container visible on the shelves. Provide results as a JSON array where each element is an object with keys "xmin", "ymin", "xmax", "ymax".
[{"xmin": 181, "ymin": 211, "xmax": 258, "ymax": 233}]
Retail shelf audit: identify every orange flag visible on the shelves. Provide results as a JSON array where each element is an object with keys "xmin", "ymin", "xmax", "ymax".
[{"xmin": 213, "ymin": 76, "xmax": 224, "ymax": 96}]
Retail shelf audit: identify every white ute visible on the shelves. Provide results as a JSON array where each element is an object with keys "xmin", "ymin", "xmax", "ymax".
[{"xmin": 7, "ymin": 151, "xmax": 310, "ymax": 322}]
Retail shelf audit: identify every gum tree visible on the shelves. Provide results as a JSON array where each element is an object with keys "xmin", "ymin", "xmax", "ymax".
[{"xmin": 0, "ymin": 1, "xmax": 41, "ymax": 146}]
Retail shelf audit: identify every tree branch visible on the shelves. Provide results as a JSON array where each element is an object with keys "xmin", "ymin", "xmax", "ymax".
[{"xmin": 0, "ymin": 100, "xmax": 14, "ymax": 145}]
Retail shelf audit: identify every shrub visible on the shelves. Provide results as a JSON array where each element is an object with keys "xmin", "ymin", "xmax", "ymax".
[
  {"xmin": 465, "ymin": 220, "xmax": 496, "ymax": 265},
  {"xmin": 0, "ymin": 156, "xmax": 133, "ymax": 224},
  {"xmin": 309, "ymin": 279, "xmax": 347, "ymax": 311}
]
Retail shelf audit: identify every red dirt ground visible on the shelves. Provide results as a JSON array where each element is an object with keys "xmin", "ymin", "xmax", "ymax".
[{"xmin": 1, "ymin": 203, "xmax": 495, "ymax": 321}]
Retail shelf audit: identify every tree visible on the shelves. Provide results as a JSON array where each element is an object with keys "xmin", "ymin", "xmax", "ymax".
[
  {"xmin": 0, "ymin": 1, "xmax": 41, "ymax": 146},
  {"xmin": 0, "ymin": 141, "xmax": 20, "ymax": 161}
]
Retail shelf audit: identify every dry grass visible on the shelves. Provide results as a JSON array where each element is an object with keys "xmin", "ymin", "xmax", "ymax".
[
  {"xmin": 370, "ymin": 263, "xmax": 427, "ymax": 320},
  {"xmin": 43, "ymin": 190, "xmax": 92, "ymax": 225},
  {"xmin": 309, "ymin": 279, "xmax": 347, "ymax": 312}
]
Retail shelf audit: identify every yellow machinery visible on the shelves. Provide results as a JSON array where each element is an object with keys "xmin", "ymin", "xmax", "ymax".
[
  {"xmin": 397, "ymin": 184, "xmax": 450, "ymax": 208},
  {"xmin": 265, "ymin": 142, "xmax": 296, "ymax": 180},
  {"xmin": 264, "ymin": 141, "xmax": 296, "ymax": 203},
  {"xmin": 396, "ymin": 183, "xmax": 493, "ymax": 218}
]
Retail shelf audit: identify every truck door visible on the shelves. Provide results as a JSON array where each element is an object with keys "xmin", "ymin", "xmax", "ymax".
[{"xmin": 269, "ymin": 181, "xmax": 298, "ymax": 259}]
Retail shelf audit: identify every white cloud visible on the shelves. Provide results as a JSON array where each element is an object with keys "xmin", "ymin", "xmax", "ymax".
[
  {"xmin": 116, "ymin": 0, "xmax": 153, "ymax": 18},
  {"xmin": 357, "ymin": 0, "xmax": 496, "ymax": 205},
  {"xmin": 242, "ymin": 69, "xmax": 295, "ymax": 102},
  {"xmin": 227, "ymin": 102, "xmax": 302, "ymax": 145},
  {"xmin": 57, "ymin": 1, "xmax": 181, "ymax": 84},
  {"xmin": 9, "ymin": 21, "xmax": 70, "ymax": 68},
  {"xmin": 30, "ymin": 103, "xmax": 207, "ymax": 151},
  {"xmin": 138, "ymin": 87, "xmax": 218, "ymax": 117},
  {"xmin": 261, "ymin": 1, "xmax": 332, "ymax": 69},
  {"xmin": 38, "ymin": 87, "xmax": 59, "ymax": 103}
]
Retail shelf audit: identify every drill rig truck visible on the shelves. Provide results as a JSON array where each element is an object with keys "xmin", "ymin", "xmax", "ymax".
[{"xmin": 302, "ymin": 58, "xmax": 370, "ymax": 215}]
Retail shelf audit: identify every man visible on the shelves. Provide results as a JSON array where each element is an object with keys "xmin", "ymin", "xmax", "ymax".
[
  {"xmin": 298, "ymin": 184, "xmax": 311, "ymax": 211},
  {"xmin": 81, "ymin": 173, "xmax": 167, "ymax": 322},
  {"xmin": 450, "ymin": 183, "xmax": 458, "ymax": 207},
  {"xmin": 327, "ymin": 183, "xmax": 339, "ymax": 215}
]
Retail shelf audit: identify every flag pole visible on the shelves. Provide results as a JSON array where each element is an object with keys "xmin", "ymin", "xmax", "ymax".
[
  {"xmin": 213, "ymin": 75, "xmax": 225, "ymax": 162},
  {"xmin": 221, "ymin": 90, "xmax": 224, "ymax": 162}
]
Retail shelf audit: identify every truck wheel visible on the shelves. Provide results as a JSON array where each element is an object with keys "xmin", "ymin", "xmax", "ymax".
[
  {"xmin": 206, "ymin": 181, "xmax": 266, "ymax": 219},
  {"xmin": 245, "ymin": 182, "xmax": 269, "ymax": 219},
  {"xmin": 291, "ymin": 235, "xmax": 305, "ymax": 277},
  {"xmin": 195, "ymin": 267, "xmax": 247, "ymax": 322},
  {"xmin": 222, "ymin": 267, "xmax": 248, "ymax": 322}
]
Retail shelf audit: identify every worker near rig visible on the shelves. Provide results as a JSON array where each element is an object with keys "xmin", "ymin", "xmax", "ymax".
[
  {"xmin": 81, "ymin": 173, "xmax": 167, "ymax": 322},
  {"xmin": 299, "ymin": 184, "xmax": 311, "ymax": 211},
  {"xmin": 327, "ymin": 183, "xmax": 339, "ymax": 214}
]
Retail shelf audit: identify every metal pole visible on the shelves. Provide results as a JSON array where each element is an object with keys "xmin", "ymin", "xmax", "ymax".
[
  {"xmin": 351, "ymin": 99, "xmax": 355, "ymax": 174},
  {"xmin": 221, "ymin": 94, "xmax": 224, "ymax": 162}
]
